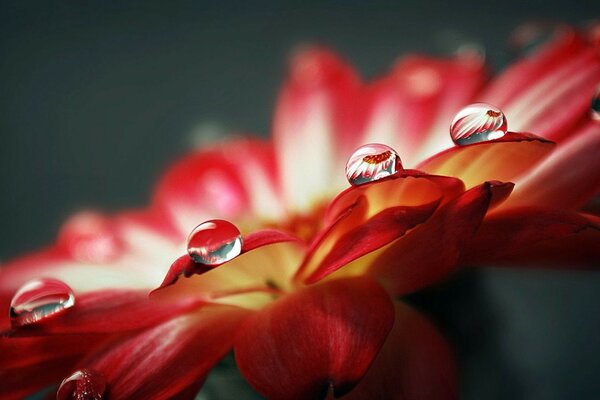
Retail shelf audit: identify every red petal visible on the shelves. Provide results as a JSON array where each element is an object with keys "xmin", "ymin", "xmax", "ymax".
[
  {"xmin": 6, "ymin": 289, "xmax": 202, "ymax": 336},
  {"xmin": 417, "ymin": 132, "xmax": 554, "ymax": 189},
  {"xmin": 155, "ymin": 229, "xmax": 301, "ymax": 290},
  {"xmin": 273, "ymin": 47, "xmax": 362, "ymax": 212},
  {"xmin": 368, "ymin": 182, "xmax": 511, "ymax": 295},
  {"xmin": 462, "ymin": 207, "xmax": 600, "ymax": 267},
  {"xmin": 82, "ymin": 305, "xmax": 249, "ymax": 400},
  {"xmin": 152, "ymin": 138, "xmax": 284, "ymax": 235},
  {"xmin": 503, "ymin": 121, "xmax": 600, "ymax": 210},
  {"xmin": 343, "ymin": 302, "xmax": 458, "ymax": 400},
  {"xmin": 234, "ymin": 277, "xmax": 394, "ymax": 400},
  {"xmin": 296, "ymin": 172, "xmax": 465, "ymax": 283}
]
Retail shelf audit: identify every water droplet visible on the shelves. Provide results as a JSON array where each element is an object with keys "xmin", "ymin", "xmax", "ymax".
[
  {"xmin": 187, "ymin": 219, "xmax": 243, "ymax": 266},
  {"xmin": 9, "ymin": 279, "xmax": 75, "ymax": 327},
  {"xmin": 345, "ymin": 144, "xmax": 402, "ymax": 186},
  {"xmin": 591, "ymin": 87, "xmax": 600, "ymax": 121},
  {"xmin": 57, "ymin": 368, "xmax": 106, "ymax": 400},
  {"xmin": 450, "ymin": 103, "xmax": 507, "ymax": 145}
]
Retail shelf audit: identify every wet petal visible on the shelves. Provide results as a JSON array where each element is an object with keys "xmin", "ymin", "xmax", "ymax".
[
  {"xmin": 342, "ymin": 302, "xmax": 458, "ymax": 400},
  {"xmin": 462, "ymin": 207, "xmax": 600, "ymax": 267},
  {"xmin": 234, "ymin": 277, "xmax": 394, "ymax": 400},
  {"xmin": 82, "ymin": 305, "xmax": 249, "ymax": 400},
  {"xmin": 273, "ymin": 47, "xmax": 362, "ymax": 212},
  {"xmin": 417, "ymin": 132, "xmax": 554, "ymax": 189},
  {"xmin": 368, "ymin": 182, "xmax": 511, "ymax": 296}
]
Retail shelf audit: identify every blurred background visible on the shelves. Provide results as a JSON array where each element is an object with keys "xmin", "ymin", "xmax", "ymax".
[{"xmin": 1, "ymin": 1, "xmax": 599, "ymax": 399}]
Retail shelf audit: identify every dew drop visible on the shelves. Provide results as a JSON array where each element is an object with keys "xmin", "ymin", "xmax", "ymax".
[
  {"xmin": 591, "ymin": 87, "xmax": 600, "ymax": 121},
  {"xmin": 450, "ymin": 103, "xmax": 507, "ymax": 145},
  {"xmin": 345, "ymin": 143, "xmax": 402, "ymax": 186},
  {"xmin": 187, "ymin": 219, "xmax": 243, "ymax": 266},
  {"xmin": 57, "ymin": 368, "xmax": 106, "ymax": 400},
  {"xmin": 9, "ymin": 278, "xmax": 75, "ymax": 327}
]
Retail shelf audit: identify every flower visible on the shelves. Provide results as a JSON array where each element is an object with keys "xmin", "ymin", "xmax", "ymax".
[{"xmin": 1, "ymin": 24, "xmax": 599, "ymax": 399}]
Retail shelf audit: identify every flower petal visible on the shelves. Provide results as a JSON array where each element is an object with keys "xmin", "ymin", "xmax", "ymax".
[
  {"xmin": 234, "ymin": 277, "xmax": 395, "ymax": 400},
  {"xmin": 273, "ymin": 47, "xmax": 361, "ymax": 212},
  {"xmin": 153, "ymin": 138, "xmax": 284, "ymax": 235},
  {"xmin": 368, "ymin": 181, "xmax": 511, "ymax": 296},
  {"xmin": 342, "ymin": 302, "xmax": 458, "ymax": 400},
  {"xmin": 417, "ymin": 132, "xmax": 555, "ymax": 189},
  {"xmin": 502, "ymin": 121, "xmax": 600, "ymax": 210},
  {"xmin": 461, "ymin": 207, "xmax": 600, "ymax": 267},
  {"xmin": 296, "ymin": 172, "xmax": 465, "ymax": 283},
  {"xmin": 81, "ymin": 305, "xmax": 249, "ymax": 400}
]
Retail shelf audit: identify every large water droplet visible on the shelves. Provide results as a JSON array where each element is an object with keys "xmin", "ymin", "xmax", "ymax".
[
  {"xmin": 450, "ymin": 103, "xmax": 507, "ymax": 145},
  {"xmin": 187, "ymin": 219, "xmax": 243, "ymax": 266},
  {"xmin": 591, "ymin": 87, "xmax": 600, "ymax": 121},
  {"xmin": 9, "ymin": 279, "xmax": 75, "ymax": 327},
  {"xmin": 57, "ymin": 368, "xmax": 106, "ymax": 400},
  {"xmin": 345, "ymin": 143, "xmax": 402, "ymax": 186}
]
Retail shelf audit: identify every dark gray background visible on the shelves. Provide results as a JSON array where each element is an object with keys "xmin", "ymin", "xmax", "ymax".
[{"xmin": 2, "ymin": 1, "xmax": 599, "ymax": 399}]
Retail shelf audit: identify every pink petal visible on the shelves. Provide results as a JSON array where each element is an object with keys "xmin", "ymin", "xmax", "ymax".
[
  {"xmin": 417, "ymin": 132, "xmax": 554, "ymax": 189},
  {"xmin": 296, "ymin": 171, "xmax": 465, "ymax": 283},
  {"xmin": 234, "ymin": 277, "xmax": 394, "ymax": 399},
  {"xmin": 503, "ymin": 121, "xmax": 600, "ymax": 210},
  {"xmin": 342, "ymin": 302, "xmax": 458, "ymax": 400},
  {"xmin": 462, "ymin": 207, "xmax": 600, "ymax": 267},
  {"xmin": 82, "ymin": 305, "xmax": 249, "ymax": 400},
  {"xmin": 273, "ymin": 47, "xmax": 362, "ymax": 212},
  {"xmin": 368, "ymin": 181, "xmax": 512, "ymax": 296}
]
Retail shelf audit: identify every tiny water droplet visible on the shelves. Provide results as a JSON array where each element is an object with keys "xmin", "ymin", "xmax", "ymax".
[
  {"xmin": 345, "ymin": 144, "xmax": 402, "ymax": 186},
  {"xmin": 187, "ymin": 219, "xmax": 243, "ymax": 266},
  {"xmin": 591, "ymin": 87, "xmax": 600, "ymax": 121},
  {"xmin": 9, "ymin": 278, "xmax": 75, "ymax": 327},
  {"xmin": 450, "ymin": 103, "xmax": 507, "ymax": 145},
  {"xmin": 57, "ymin": 368, "xmax": 106, "ymax": 400}
]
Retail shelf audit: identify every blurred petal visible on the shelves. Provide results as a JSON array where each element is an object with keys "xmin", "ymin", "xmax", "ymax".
[
  {"xmin": 417, "ymin": 132, "xmax": 554, "ymax": 189},
  {"xmin": 462, "ymin": 207, "xmax": 600, "ymax": 267},
  {"xmin": 343, "ymin": 302, "xmax": 458, "ymax": 400},
  {"xmin": 368, "ymin": 181, "xmax": 512, "ymax": 295},
  {"xmin": 234, "ymin": 277, "xmax": 394, "ymax": 400},
  {"xmin": 82, "ymin": 305, "xmax": 249, "ymax": 400},
  {"xmin": 503, "ymin": 121, "xmax": 600, "ymax": 210},
  {"xmin": 273, "ymin": 47, "xmax": 361, "ymax": 212}
]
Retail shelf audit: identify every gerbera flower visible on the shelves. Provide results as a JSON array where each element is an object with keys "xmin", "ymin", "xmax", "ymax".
[{"xmin": 1, "ymin": 23, "xmax": 598, "ymax": 399}]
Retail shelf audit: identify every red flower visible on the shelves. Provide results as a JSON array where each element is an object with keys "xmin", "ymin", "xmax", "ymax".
[{"xmin": 1, "ymin": 24, "xmax": 599, "ymax": 399}]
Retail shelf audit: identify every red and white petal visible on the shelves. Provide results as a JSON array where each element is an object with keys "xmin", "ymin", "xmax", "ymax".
[
  {"xmin": 368, "ymin": 181, "xmax": 512, "ymax": 296},
  {"xmin": 417, "ymin": 132, "xmax": 555, "ymax": 189},
  {"xmin": 80, "ymin": 305, "xmax": 249, "ymax": 400},
  {"xmin": 273, "ymin": 47, "xmax": 362, "ymax": 213},
  {"xmin": 503, "ymin": 121, "xmax": 600, "ymax": 210},
  {"xmin": 342, "ymin": 302, "xmax": 458, "ymax": 400},
  {"xmin": 234, "ymin": 277, "xmax": 395, "ymax": 400},
  {"xmin": 462, "ymin": 207, "xmax": 600, "ymax": 267}
]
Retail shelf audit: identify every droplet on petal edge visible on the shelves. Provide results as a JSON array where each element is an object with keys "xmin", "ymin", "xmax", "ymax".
[
  {"xmin": 591, "ymin": 86, "xmax": 600, "ymax": 121},
  {"xmin": 187, "ymin": 219, "xmax": 243, "ymax": 266},
  {"xmin": 9, "ymin": 278, "xmax": 75, "ymax": 328},
  {"xmin": 57, "ymin": 368, "xmax": 106, "ymax": 400},
  {"xmin": 345, "ymin": 143, "xmax": 402, "ymax": 186},
  {"xmin": 450, "ymin": 103, "xmax": 508, "ymax": 145}
]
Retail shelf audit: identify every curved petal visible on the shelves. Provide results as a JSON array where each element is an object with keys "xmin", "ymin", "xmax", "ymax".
[
  {"xmin": 156, "ymin": 229, "xmax": 302, "ymax": 290},
  {"xmin": 342, "ymin": 302, "xmax": 458, "ymax": 400},
  {"xmin": 503, "ymin": 121, "xmax": 600, "ymax": 210},
  {"xmin": 152, "ymin": 138, "xmax": 284, "ymax": 235},
  {"xmin": 462, "ymin": 207, "xmax": 600, "ymax": 267},
  {"xmin": 273, "ymin": 47, "xmax": 362, "ymax": 212},
  {"xmin": 417, "ymin": 132, "xmax": 555, "ymax": 189},
  {"xmin": 234, "ymin": 277, "xmax": 395, "ymax": 400},
  {"xmin": 295, "ymin": 172, "xmax": 465, "ymax": 283},
  {"xmin": 368, "ymin": 181, "xmax": 512, "ymax": 296},
  {"xmin": 80, "ymin": 305, "xmax": 249, "ymax": 400}
]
